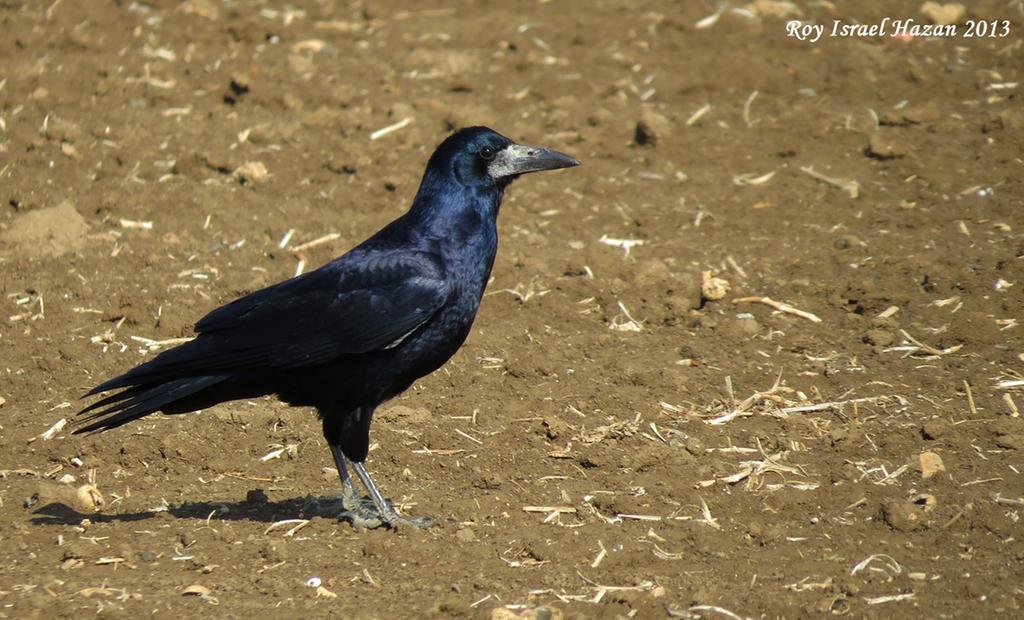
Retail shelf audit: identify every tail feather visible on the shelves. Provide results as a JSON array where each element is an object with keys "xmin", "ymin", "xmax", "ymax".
[
  {"xmin": 79, "ymin": 384, "xmax": 149, "ymax": 415},
  {"xmin": 76, "ymin": 375, "xmax": 228, "ymax": 434},
  {"xmin": 84, "ymin": 364, "xmax": 168, "ymax": 397}
]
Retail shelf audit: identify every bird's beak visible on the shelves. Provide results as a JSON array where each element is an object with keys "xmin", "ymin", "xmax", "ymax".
[{"xmin": 488, "ymin": 143, "xmax": 580, "ymax": 179}]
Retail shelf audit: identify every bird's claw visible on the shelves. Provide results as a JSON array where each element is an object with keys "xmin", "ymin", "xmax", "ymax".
[
  {"xmin": 382, "ymin": 512, "xmax": 435, "ymax": 529},
  {"xmin": 337, "ymin": 508, "xmax": 386, "ymax": 529},
  {"xmin": 337, "ymin": 495, "xmax": 434, "ymax": 530}
]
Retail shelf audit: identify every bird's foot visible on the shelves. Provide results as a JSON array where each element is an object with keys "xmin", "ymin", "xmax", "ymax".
[
  {"xmin": 328, "ymin": 446, "xmax": 434, "ymax": 529},
  {"xmin": 337, "ymin": 495, "xmax": 434, "ymax": 530}
]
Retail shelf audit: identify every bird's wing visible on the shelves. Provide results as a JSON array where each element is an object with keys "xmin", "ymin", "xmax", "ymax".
[
  {"xmin": 197, "ymin": 249, "xmax": 449, "ymax": 361},
  {"xmin": 89, "ymin": 250, "xmax": 449, "ymax": 393}
]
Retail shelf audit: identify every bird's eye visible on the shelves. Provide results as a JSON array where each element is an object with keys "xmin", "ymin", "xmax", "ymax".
[{"xmin": 478, "ymin": 147, "xmax": 496, "ymax": 161}]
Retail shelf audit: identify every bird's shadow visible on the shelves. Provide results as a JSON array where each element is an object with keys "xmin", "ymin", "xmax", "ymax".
[{"xmin": 30, "ymin": 490, "xmax": 346, "ymax": 526}]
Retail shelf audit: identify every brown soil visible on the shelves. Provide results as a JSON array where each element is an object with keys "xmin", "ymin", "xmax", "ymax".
[{"xmin": 2, "ymin": 0, "xmax": 1023, "ymax": 618}]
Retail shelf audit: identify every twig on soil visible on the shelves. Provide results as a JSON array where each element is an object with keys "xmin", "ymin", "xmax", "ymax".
[
  {"xmin": 852, "ymin": 461, "xmax": 906, "ymax": 485},
  {"xmin": 694, "ymin": 206, "xmax": 712, "ymax": 227},
  {"xmin": 618, "ymin": 513, "xmax": 662, "ymax": 521},
  {"xmin": 259, "ymin": 443, "xmax": 297, "ymax": 462},
  {"xmin": 530, "ymin": 578, "xmax": 655, "ymax": 605},
  {"xmin": 278, "ymin": 228, "xmax": 295, "ymax": 248},
  {"xmin": 0, "ymin": 468, "xmax": 45, "ymax": 478},
  {"xmin": 865, "ymin": 593, "xmax": 915, "ymax": 605},
  {"xmin": 800, "ymin": 165, "xmax": 861, "ymax": 199},
  {"xmin": 687, "ymin": 604, "xmax": 750, "ymax": 620},
  {"xmin": 845, "ymin": 497, "xmax": 868, "ymax": 510},
  {"xmin": 876, "ymin": 464, "xmax": 909, "ymax": 484},
  {"xmin": 609, "ymin": 301, "xmax": 643, "ymax": 332},
  {"xmin": 290, "ymin": 233, "xmax": 341, "ymax": 254},
  {"xmin": 523, "ymin": 506, "xmax": 576, "ymax": 513},
  {"xmin": 706, "ymin": 446, "xmax": 759, "ymax": 454},
  {"xmin": 706, "ymin": 370, "xmax": 789, "ymax": 425},
  {"xmin": 574, "ymin": 570, "xmax": 656, "ymax": 604},
  {"xmin": 961, "ymin": 477, "xmax": 1002, "ymax": 487},
  {"xmin": 411, "ymin": 447, "xmax": 464, "ymax": 455},
  {"xmin": 851, "ymin": 553, "xmax": 901, "ymax": 576},
  {"xmin": 264, "ymin": 519, "xmax": 310, "ymax": 537},
  {"xmin": 963, "ymin": 380, "xmax": 977, "ymax": 416},
  {"xmin": 1003, "ymin": 394, "xmax": 1020, "ymax": 418},
  {"xmin": 779, "ymin": 396, "xmax": 895, "ymax": 415},
  {"xmin": 648, "ymin": 422, "xmax": 668, "ymax": 443},
  {"xmin": 733, "ymin": 170, "xmax": 776, "ymax": 186},
  {"xmin": 884, "ymin": 330, "xmax": 963, "ymax": 358},
  {"xmin": 993, "ymin": 494, "xmax": 1024, "ymax": 506},
  {"xmin": 224, "ymin": 472, "xmax": 280, "ymax": 482},
  {"xmin": 490, "ymin": 278, "xmax": 550, "ymax": 302},
  {"xmin": 288, "ymin": 233, "xmax": 341, "ymax": 276},
  {"xmin": 687, "ymin": 103, "xmax": 712, "ymax": 126},
  {"xmin": 370, "ymin": 117, "xmax": 413, "ymax": 141},
  {"xmin": 930, "ymin": 295, "xmax": 961, "ymax": 309},
  {"xmin": 454, "ymin": 428, "xmax": 483, "ymax": 445},
  {"xmin": 725, "ymin": 255, "xmax": 747, "ymax": 279},
  {"xmin": 877, "ymin": 305, "xmax": 900, "ymax": 319},
  {"xmin": 501, "ymin": 547, "xmax": 550, "ymax": 568},
  {"xmin": 940, "ymin": 507, "xmax": 966, "ymax": 529},
  {"xmin": 577, "ymin": 413, "xmax": 642, "ymax": 443},
  {"xmin": 743, "ymin": 90, "xmax": 759, "ymax": 127},
  {"xmin": 39, "ymin": 418, "xmax": 67, "ymax": 441},
  {"xmin": 732, "ymin": 296, "xmax": 821, "ymax": 323},
  {"xmin": 523, "ymin": 505, "xmax": 576, "ymax": 525},
  {"xmin": 119, "ymin": 219, "xmax": 152, "ymax": 230},
  {"xmin": 697, "ymin": 496, "xmax": 720, "ymax": 529},
  {"xmin": 130, "ymin": 335, "xmax": 194, "ymax": 352},
  {"xmin": 590, "ymin": 540, "xmax": 607, "ymax": 568},
  {"xmin": 8, "ymin": 291, "xmax": 45, "ymax": 322},
  {"xmin": 717, "ymin": 451, "xmax": 812, "ymax": 490},
  {"xmin": 785, "ymin": 577, "xmax": 833, "ymax": 592},
  {"xmin": 694, "ymin": 3, "xmax": 729, "ymax": 29},
  {"xmin": 651, "ymin": 543, "xmax": 685, "ymax": 561},
  {"xmin": 598, "ymin": 234, "xmax": 645, "ymax": 256}
]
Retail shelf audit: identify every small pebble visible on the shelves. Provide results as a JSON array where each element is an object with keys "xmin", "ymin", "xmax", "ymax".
[
  {"xmin": 233, "ymin": 161, "xmax": 269, "ymax": 184},
  {"xmin": 920, "ymin": 1, "xmax": 966, "ymax": 25},
  {"xmin": 701, "ymin": 271, "xmax": 730, "ymax": 301},
  {"xmin": 181, "ymin": 584, "xmax": 212, "ymax": 597},
  {"xmin": 919, "ymin": 451, "xmax": 946, "ymax": 478},
  {"xmin": 75, "ymin": 484, "xmax": 104, "ymax": 512},
  {"xmin": 881, "ymin": 500, "xmax": 924, "ymax": 532}
]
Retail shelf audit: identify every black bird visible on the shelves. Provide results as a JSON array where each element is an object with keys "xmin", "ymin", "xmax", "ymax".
[{"xmin": 77, "ymin": 127, "xmax": 579, "ymax": 528}]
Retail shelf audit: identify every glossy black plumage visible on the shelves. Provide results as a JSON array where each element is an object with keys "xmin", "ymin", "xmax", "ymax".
[{"xmin": 77, "ymin": 126, "xmax": 578, "ymax": 527}]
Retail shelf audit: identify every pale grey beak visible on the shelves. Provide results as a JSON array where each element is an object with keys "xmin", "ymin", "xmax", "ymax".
[{"xmin": 488, "ymin": 143, "xmax": 580, "ymax": 179}]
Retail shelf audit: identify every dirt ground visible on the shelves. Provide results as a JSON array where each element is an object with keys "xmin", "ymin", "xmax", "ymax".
[{"xmin": 1, "ymin": 0, "xmax": 1023, "ymax": 617}]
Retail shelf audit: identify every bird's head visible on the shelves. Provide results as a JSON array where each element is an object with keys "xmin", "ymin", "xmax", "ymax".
[{"xmin": 428, "ymin": 126, "xmax": 580, "ymax": 191}]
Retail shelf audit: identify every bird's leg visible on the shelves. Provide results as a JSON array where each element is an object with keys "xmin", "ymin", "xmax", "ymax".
[
  {"xmin": 329, "ymin": 444, "xmax": 434, "ymax": 529},
  {"xmin": 350, "ymin": 460, "xmax": 435, "ymax": 530},
  {"xmin": 329, "ymin": 443, "xmax": 385, "ymax": 528},
  {"xmin": 330, "ymin": 444, "xmax": 361, "ymax": 507}
]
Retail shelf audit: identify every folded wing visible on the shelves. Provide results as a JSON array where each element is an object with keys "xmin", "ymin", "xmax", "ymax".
[{"xmin": 84, "ymin": 249, "xmax": 450, "ymax": 395}]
